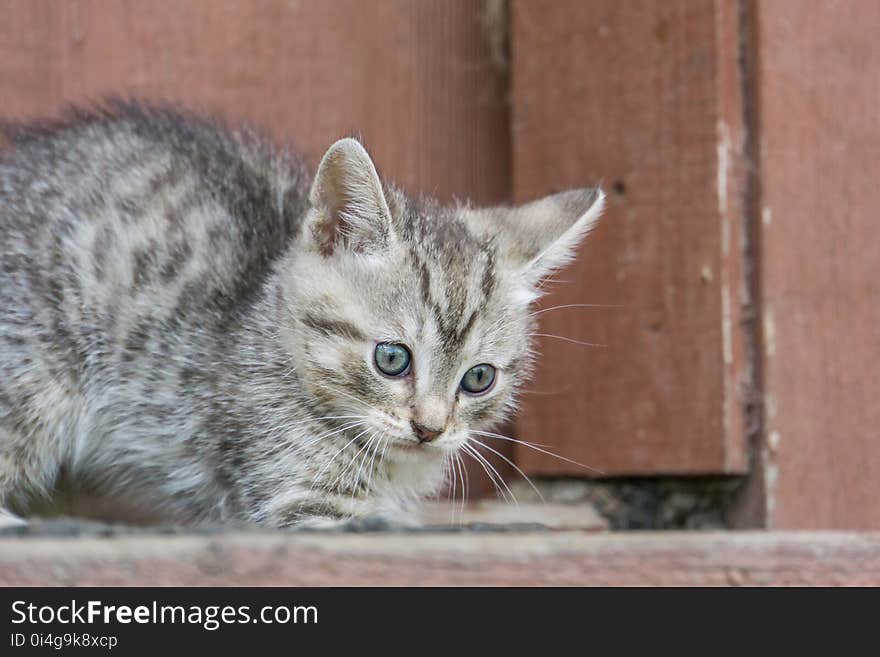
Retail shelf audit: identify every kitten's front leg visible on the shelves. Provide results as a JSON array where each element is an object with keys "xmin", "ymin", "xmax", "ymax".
[
  {"xmin": 293, "ymin": 512, "xmax": 419, "ymax": 531},
  {"xmin": 269, "ymin": 493, "xmax": 416, "ymax": 530},
  {"xmin": 0, "ymin": 507, "xmax": 27, "ymax": 530},
  {"xmin": 260, "ymin": 494, "xmax": 355, "ymax": 529}
]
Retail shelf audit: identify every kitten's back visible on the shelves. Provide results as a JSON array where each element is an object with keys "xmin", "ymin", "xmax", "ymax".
[{"xmin": 0, "ymin": 102, "xmax": 308, "ymax": 502}]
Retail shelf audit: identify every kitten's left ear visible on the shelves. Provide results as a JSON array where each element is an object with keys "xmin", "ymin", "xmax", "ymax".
[
  {"xmin": 306, "ymin": 138, "xmax": 393, "ymax": 255},
  {"xmin": 466, "ymin": 187, "xmax": 605, "ymax": 284}
]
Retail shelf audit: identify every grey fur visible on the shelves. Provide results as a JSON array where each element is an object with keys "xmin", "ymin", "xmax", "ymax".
[{"xmin": 0, "ymin": 101, "xmax": 604, "ymax": 527}]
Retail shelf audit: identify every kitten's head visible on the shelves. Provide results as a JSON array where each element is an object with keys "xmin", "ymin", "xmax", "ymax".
[{"xmin": 280, "ymin": 139, "xmax": 603, "ymax": 471}]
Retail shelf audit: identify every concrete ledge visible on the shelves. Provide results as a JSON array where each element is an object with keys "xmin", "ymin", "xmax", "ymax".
[{"xmin": 1, "ymin": 531, "xmax": 878, "ymax": 586}]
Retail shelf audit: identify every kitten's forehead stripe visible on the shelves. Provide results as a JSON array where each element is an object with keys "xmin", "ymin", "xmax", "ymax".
[
  {"xmin": 481, "ymin": 255, "xmax": 497, "ymax": 299},
  {"xmin": 401, "ymin": 196, "xmax": 501, "ymax": 360},
  {"xmin": 302, "ymin": 313, "xmax": 367, "ymax": 342}
]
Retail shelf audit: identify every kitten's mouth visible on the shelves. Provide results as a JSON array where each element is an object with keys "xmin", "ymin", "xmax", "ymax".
[
  {"xmin": 387, "ymin": 439, "xmax": 443, "ymax": 458},
  {"xmin": 389, "ymin": 437, "xmax": 459, "ymax": 458},
  {"xmin": 392, "ymin": 440, "xmax": 424, "ymax": 452}
]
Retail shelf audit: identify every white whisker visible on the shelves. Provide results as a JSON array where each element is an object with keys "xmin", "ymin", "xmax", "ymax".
[
  {"xmin": 531, "ymin": 333, "xmax": 606, "ymax": 348},
  {"xmin": 528, "ymin": 302, "xmax": 621, "ymax": 319},
  {"xmin": 308, "ymin": 426, "xmax": 371, "ymax": 494},
  {"xmin": 467, "ymin": 436, "xmax": 544, "ymax": 502},
  {"xmin": 471, "ymin": 429, "xmax": 605, "ymax": 475},
  {"xmin": 461, "ymin": 442, "xmax": 517, "ymax": 505},
  {"xmin": 363, "ymin": 430, "xmax": 386, "ymax": 495},
  {"xmin": 455, "ymin": 452, "xmax": 468, "ymax": 517},
  {"xmin": 459, "ymin": 443, "xmax": 505, "ymax": 501},
  {"xmin": 337, "ymin": 430, "xmax": 376, "ymax": 497},
  {"xmin": 447, "ymin": 454, "xmax": 457, "ymax": 524}
]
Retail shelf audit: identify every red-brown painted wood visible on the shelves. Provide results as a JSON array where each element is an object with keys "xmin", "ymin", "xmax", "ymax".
[
  {"xmin": 1, "ymin": 0, "xmax": 509, "ymax": 202},
  {"xmin": 510, "ymin": 0, "xmax": 750, "ymax": 476},
  {"xmin": 737, "ymin": 0, "xmax": 880, "ymax": 529}
]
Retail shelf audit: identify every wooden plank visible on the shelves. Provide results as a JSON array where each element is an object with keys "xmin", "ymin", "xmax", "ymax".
[
  {"xmin": 2, "ymin": 531, "xmax": 879, "ymax": 586},
  {"xmin": 510, "ymin": 0, "xmax": 750, "ymax": 475},
  {"xmin": 1, "ymin": 0, "xmax": 509, "ymax": 203},
  {"xmin": 736, "ymin": 0, "xmax": 880, "ymax": 528},
  {"xmin": 0, "ymin": 0, "xmax": 511, "ymax": 495}
]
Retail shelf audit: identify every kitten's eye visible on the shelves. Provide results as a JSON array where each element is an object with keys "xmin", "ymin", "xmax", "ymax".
[
  {"xmin": 460, "ymin": 364, "xmax": 496, "ymax": 395},
  {"xmin": 374, "ymin": 343, "xmax": 412, "ymax": 377}
]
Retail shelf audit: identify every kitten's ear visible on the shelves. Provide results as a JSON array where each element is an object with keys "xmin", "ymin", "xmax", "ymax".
[
  {"xmin": 468, "ymin": 187, "xmax": 605, "ymax": 284},
  {"xmin": 306, "ymin": 138, "xmax": 393, "ymax": 255}
]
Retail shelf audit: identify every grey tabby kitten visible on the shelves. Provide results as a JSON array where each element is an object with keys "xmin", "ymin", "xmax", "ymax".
[{"xmin": 0, "ymin": 102, "xmax": 603, "ymax": 527}]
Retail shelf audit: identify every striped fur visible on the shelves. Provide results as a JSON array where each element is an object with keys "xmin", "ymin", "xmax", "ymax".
[{"xmin": 0, "ymin": 102, "xmax": 604, "ymax": 526}]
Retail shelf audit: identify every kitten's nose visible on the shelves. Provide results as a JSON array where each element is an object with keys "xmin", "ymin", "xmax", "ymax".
[{"xmin": 411, "ymin": 421, "xmax": 443, "ymax": 443}]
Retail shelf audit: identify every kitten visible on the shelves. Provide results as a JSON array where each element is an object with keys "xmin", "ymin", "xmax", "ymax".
[{"xmin": 0, "ymin": 101, "xmax": 604, "ymax": 527}]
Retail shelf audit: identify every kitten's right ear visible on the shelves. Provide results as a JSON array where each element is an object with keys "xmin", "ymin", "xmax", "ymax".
[{"xmin": 306, "ymin": 138, "xmax": 393, "ymax": 255}]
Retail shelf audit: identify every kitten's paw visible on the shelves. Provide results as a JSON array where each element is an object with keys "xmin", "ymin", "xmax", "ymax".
[
  {"xmin": 0, "ymin": 508, "xmax": 27, "ymax": 530},
  {"xmin": 293, "ymin": 515, "xmax": 350, "ymax": 530},
  {"xmin": 341, "ymin": 512, "xmax": 421, "ymax": 532},
  {"xmin": 293, "ymin": 513, "xmax": 416, "ymax": 532}
]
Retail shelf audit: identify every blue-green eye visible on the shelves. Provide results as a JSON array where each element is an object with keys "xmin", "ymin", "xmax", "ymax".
[
  {"xmin": 460, "ymin": 364, "xmax": 496, "ymax": 394},
  {"xmin": 374, "ymin": 343, "xmax": 411, "ymax": 377}
]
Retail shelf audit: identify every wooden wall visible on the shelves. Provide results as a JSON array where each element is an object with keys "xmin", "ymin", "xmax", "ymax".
[
  {"xmin": 730, "ymin": 0, "xmax": 880, "ymax": 529},
  {"xmin": 511, "ymin": 0, "xmax": 750, "ymax": 477},
  {"xmin": 0, "ymin": 0, "xmax": 509, "ymax": 202},
  {"xmin": 511, "ymin": 0, "xmax": 879, "ymax": 529},
  {"xmin": 1, "ymin": 0, "xmax": 878, "ymax": 527}
]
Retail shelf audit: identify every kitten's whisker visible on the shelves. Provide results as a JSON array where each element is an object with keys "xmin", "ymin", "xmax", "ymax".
[
  {"xmin": 527, "ymin": 302, "xmax": 622, "ymax": 319},
  {"xmin": 317, "ymin": 384, "xmax": 375, "ymax": 408},
  {"xmin": 458, "ymin": 443, "xmax": 502, "ymax": 500},
  {"xmin": 261, "ymin": 419, "xmax": 364, "ymax": 461},
  {"xmin": 308, "ymin": 427, "xmax": 371, "ymax": 494},
  {"xmin": 306, "ymin": 419, "xmax": 365, "ymax": 439},
  {"xmin": 460, "ymin": 452, "xmax": 470, "ymax": 504},
  {"xmin": 530, "ymin": 333, "xmax": 606, "ymax": 348},
  {"xmin": 303, "ymin": 420, "xmax": 366, "ymax": 447},
  {"xmin": 378, "ymin": 432, "xmax": 392, "ymax": 469},
  {"xmin": 310, "ymin": 415, "xmax": 370, "ymax": 422},
  {"xmin": 362, "ymin": 431, "xmax": 386, "ymax": 495},
  {"xmin": 450, "ymin": 452, "xmax": 466, "ymax": 525},
  {"xmin": 446, "ymin": 454, "xmax": 457, "ymax": 525},
  {"xmin": 297, "ymin": 420, "xmax": 367, "ymax": 450},
  {"xmin": 534, "ymin": 275, "xmax": 561, "ymax": 290},
  {"xmin": 337, "ymin": 430, "xmax": 376, "ymax": 496},
  {"xmin": 461, "ymin": 442, "xmax": 517, "ymax": 505},
  {"xmin": 350, "ymin": 434, "xmax": 377, "ymax": 499},
  {"xmin": 363, "ymin": 431, "xmax": 387, "ymax": 495},
  {"xmin": 471, "ymin": 429, "xmax": 605, "ymax": 475},
  {"xmin": 455, "ymin": 452, "xmax": 468, "ymax": 519},
  {"xmin": 467, "ymin": 436, "xmax": 544, "ymax": 503},
  {"xmin": 471, "ymin": 431, "xmax": 554, "ymax": 449},
  {"xmin": 460, "ymin": 446, "xmax": 508, "ymax": 503}
]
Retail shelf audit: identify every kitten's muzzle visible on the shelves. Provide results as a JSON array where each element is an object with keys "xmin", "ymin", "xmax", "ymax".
[{"xmin": 411, "ymin": 421, "xmax": 443, "ymax": 443}]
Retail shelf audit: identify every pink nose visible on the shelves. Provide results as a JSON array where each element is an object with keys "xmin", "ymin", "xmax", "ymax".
[{"xmin": 411, "ymin": 421, "xmax": 443, "ymax": 443}]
